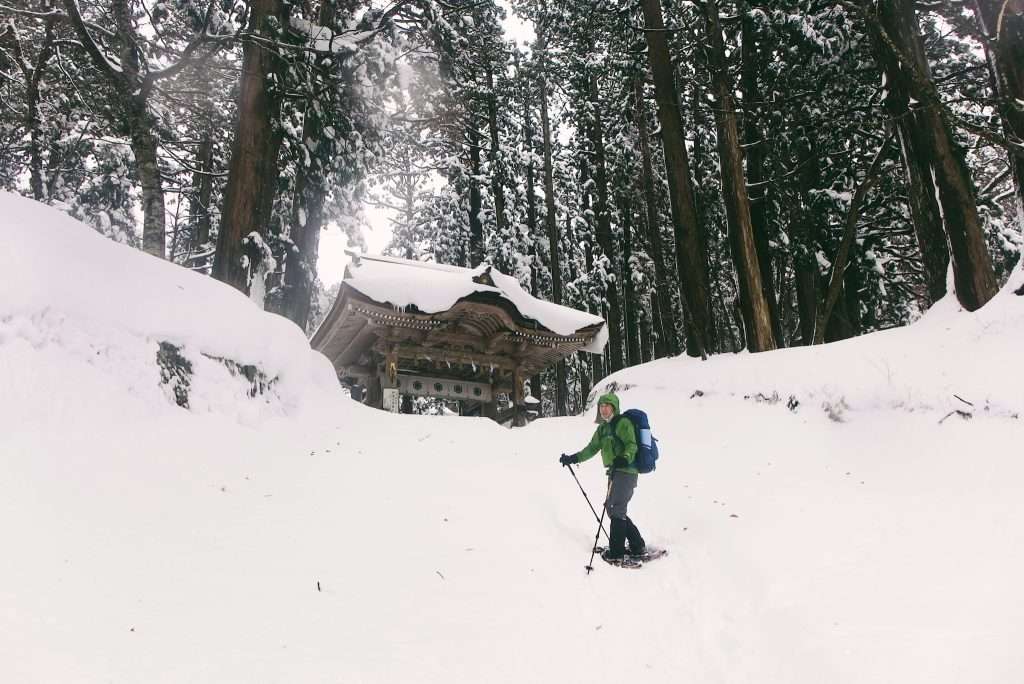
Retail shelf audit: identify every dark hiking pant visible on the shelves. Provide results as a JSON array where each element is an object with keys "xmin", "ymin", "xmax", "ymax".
[
  {"xmin": 606, "ymin": 471, "xmax": 645, "ymax": 555},
  {"xmin": 606, "ymin": 471, "xmax": 637, "ymax": 520}
]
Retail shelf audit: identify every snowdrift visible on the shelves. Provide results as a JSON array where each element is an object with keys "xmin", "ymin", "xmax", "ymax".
[
  {"xmin": 587, "ymin": 263, "xmax": 1024, "ymax": 422},
  {"xmin": 0, "ymin": 192, "xmax": 342, "ymax": 430}
]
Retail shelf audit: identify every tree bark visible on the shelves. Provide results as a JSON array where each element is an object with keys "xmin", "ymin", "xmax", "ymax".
[
  {"xmin": 704, "ymin": 0, "xmax": 776, "ymax": 352},
  {"xmin": 279, "ymin": 169, "xmax": 324, "ymax": 331},
  {"xmin": 190, "ymin": 131, "xmax": 214, "ymax": 249},
  {"xmin": 62, "ymin": 0, "xmax": 168, "ymax": 257},
  {"xmin": 640, "ymin": 0, "xmax": 713, "ymax": 358},
  {"xmin": 115, "ymin": 0, "xmax": 166, "ymax": 259},
  {"xmin": 793, "ymin": 136, "xmax": 822, "ymax": 345},
  {"xmin": 129, "ymin": 113, "xmax": 168, "ymax": 259},
  {"xmin": 620, "ymin": 195, "xmax": 642, "ymax": 367},
  {"xmin": 23, "ymin": 19, "xmax": 56, "ymax": 200},
  {"xmin": 867, "ymin": 0, "xmax": 998, "ymax": 311},
  {"xmin": 273, "ymin": 0, "xmax": 344, "ymax": 331},
  {"xmin": 486, "ymin": 65, "xmax": 509, "ymax": 249},
  {"xmin": 814, "ymin": 135, "xmax": 891, "ymax": 343},
  {"xmin": 740, "ymin": 3, "xmax": 784, "ymax": 345},
  {"xmin": 468, "ymin": 124, "xmax": 485, "ymax": 267},
  {"xmin": 868, "ymin": 7, "xmax": 948, "ymax": 304},
  {"xmin": 213, "ymin": 0, "xmax": 289, "ymax": 293},
  {"xmin": 632, "ymin": 78, "xmax": 678, "ymax": 357},
  {"xmin": 539, "ymin": 62, "xmax": 567, "ymax": 415},
  {"xmin": 587, "ymin": 74, "xmax": 624, "ymax": 373},
  {"xmin": 521, "ymin": 67, "xmax": 543, "ymax": 409},
  {"xmin": 578, "ymin": 157, "xmax": 605, "ymax": 384}
]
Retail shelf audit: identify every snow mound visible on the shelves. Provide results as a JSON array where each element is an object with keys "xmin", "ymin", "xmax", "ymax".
[
  {"xmin": 592, "ymin": 263, "xmax": 1024, "ymax": 421},
  {"xmin": 0, "ymin": 192, "xmax": 342, "ymax": 429}
]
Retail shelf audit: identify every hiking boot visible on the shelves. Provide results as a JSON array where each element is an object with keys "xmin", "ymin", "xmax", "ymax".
[
  {"xmin": 601, "ymin": 548, "xmax": 626, "ymax": 561},
  {"xmin": 606, "ymin": 517, "xmax": 627, "ymax": 559},
  {"xmin": 624, "ymin": 516, "xmax": 646, "ymax": 555}
]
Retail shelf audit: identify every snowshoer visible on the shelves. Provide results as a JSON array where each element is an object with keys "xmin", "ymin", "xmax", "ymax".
[{"xmin": 559, "ymin": 392, "xmax": 646, "ymax": 561}]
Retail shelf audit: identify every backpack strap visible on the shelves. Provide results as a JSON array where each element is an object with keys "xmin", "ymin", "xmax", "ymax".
[{"xmin": 608, "ymin": 415, "xmax": 626, "ymax": 456}]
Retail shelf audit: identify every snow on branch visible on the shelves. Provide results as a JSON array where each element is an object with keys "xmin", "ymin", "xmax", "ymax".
[{"xmin": 59, "ymin": 0, "xmax": 123, "ymax": 76}]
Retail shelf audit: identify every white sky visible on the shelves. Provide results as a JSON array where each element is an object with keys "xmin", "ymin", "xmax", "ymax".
[
  {"xmin": 316, "ymin": 207, "xmax": 392, "ymax": 287},
  {"xmin": 316, "ymin": 2, "xmax": 535, "ymax": 287}
]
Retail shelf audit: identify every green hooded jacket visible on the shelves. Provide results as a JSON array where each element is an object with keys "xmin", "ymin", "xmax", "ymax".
[{"xmin": 576, "ymin": 392, "xmax": 638, "ymax": 475}]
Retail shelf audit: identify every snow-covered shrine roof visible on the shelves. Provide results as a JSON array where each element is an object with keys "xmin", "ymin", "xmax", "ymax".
[
  {"xmin": 311, "ymin": 253, "xmax": 607, "ymax": 387},
  {"xmin": 345, "ymin": 253, "xmax": 605, "ymax": 344}
]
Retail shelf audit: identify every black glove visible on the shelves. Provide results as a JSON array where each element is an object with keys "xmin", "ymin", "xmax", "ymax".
[
  {"xmin": 559, "ymin": 453, "xmax": 578, "ymax": 466},
  {"xmin": 611, "ymin": 456, "xmax": 628, "ymax": 469}
]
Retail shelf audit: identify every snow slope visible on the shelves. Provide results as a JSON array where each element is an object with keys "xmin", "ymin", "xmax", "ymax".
[
  {"xmin": 2, "ymin": 194, "xmax": 1023, "ymax": 683},
  {"xmin": 0, "ymin": 192, "xmax": 339, "ymax": 427}
]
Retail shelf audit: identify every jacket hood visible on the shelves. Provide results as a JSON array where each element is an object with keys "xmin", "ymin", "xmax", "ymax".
[{"xmin": 594, "ymin": 392, "xmax": 620, "ymax": 423}]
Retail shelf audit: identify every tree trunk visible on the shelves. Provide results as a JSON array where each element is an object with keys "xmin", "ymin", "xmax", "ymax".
[
  {"xmin": 114, "ymin": 0, "xmax": 165, "ymax": 258},
  {"xmin": 688, "ymin": 79, "xmax": 716, "ymax": 353},
  {"xmin": 640, "ymin": 301, "xmax": 653, "ymax": 363},
  {"xmin": 972, "ymin": 0, "xmax": 1024, "ymax": 219},
  {"xmin": 522, "ymin": 75, "xmax": 543, "ymax": 409},
  {"xmin": 213, "ymin": 0, "xmax": 289, "ymax": 294},
  {"xmin": 632, "ymin": 78, "xmax": 678, "ymax": 357},
  {"xmin": 868, "ymin": 10, "xmax": 948, "ymax": 305},
  {"xmin": 539, "ymin": 65, "xmax": 567, "ymax": 415},
  {"xmin": 620, "ymin": 195, "xmax": 642, "ymax": 367},
  {"xmin": 578, "ymin": 157, "xmax": 606, "ymax": 385},
  {"xmin": 64, "ymin": 0, "xmax": 167, "ymax": 256},
  {"xmin": 279, "ymin": 168, "xmax": 324, "ymax": 331},
  {"xmin": 190, "ymin": 131, "xmax": 214, "ymax": 249},
  {"xmin": 128, "ymin": 101, "xmax": 168, "ymax": 259},
  {"xmin": 588, "ymin": 74, "xmax": 624, "ymax": 373},
  {"xmin": 704, "ymin": 0, "xmax": 776, "ymax": 352},
  {"xmin": 274, "ymin": 0, "xmax": 343, "ymax": 331},
  {"xmin": 793, "ymin": 136, "xmax": 822, "ymax": 346},
  {"xmin": 468, "ymin": 124, "xmax": 485, "ymax": 267},
  {"xmin": 814, "ymin": 135, "xmax": 891, "ymax": 343},
  {"xmin": 867, "ymin": 0, "xmax": 998, "ymax": 311},
  {"xmin": 486, "ymin": 66, "xmax": 509, "ymax": 248},
  {"xmin": 740, "ymin": 3, "xmax": 784, "ymax": 345},
  {"xmin": 640, "ymin": 0, "xmax": 714, "ymax": 358},
  {"xmin": 24, "ymin": 20, "xmax": 56, "ymax": 201}
]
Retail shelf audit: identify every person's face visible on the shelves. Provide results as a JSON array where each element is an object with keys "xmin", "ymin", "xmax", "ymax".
[{"xmin": 599, "ymin": 403, "xmax": 614, "ymax": 421}]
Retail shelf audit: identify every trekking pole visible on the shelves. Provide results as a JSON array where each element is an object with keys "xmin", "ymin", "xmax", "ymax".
[
  {"xmin": 565, "ymin": 463, "xmax": 609, "ymax": 542},
  {"xmin": 585, "ymin": 476, "xmax": 614, "ymax": 574}
]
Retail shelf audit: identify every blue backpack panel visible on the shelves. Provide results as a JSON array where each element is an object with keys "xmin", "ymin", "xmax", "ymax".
[{"xmin": 613, "ymin": 409, "xmax": 659, "ymax": 474}]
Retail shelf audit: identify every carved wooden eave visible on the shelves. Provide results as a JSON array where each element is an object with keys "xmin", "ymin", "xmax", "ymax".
[{"xmin": 310, "ymin": 254, "xmax": 606, "ymax": 405}]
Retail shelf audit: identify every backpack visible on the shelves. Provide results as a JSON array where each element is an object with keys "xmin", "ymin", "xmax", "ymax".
[{"xmin": 611, "ymin": 409, "xmax": 659, "ymax": 474}]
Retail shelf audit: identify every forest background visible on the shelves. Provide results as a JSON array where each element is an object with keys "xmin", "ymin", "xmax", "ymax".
[{"xmin": 2, "ymin": 0, "xmax": 1022, "ymax": 416}]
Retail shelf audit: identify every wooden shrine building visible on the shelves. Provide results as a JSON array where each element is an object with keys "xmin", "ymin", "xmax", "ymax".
[{"xmin": 311, "ymin": 253, "xmax": 607, "ymax": 423}]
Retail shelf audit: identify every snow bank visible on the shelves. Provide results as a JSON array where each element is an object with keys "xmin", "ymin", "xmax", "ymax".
[
  {"xmin": 592, "ymin": 268, "xmax": 1024, "ymax": 421},
  {"xmin": 0, "ymin": 192, "xmax": 342, "ymax": 428}
]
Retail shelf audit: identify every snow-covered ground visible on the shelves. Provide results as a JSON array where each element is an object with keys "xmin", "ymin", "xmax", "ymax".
[{"xmin": 2, "ymin": 192, "xmax": 1022, "ymax": 683}]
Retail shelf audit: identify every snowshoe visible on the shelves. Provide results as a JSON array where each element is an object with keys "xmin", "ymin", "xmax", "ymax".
[{"xmin": 595, "ymin": 546, "xmax": 668, "ymax": 569}]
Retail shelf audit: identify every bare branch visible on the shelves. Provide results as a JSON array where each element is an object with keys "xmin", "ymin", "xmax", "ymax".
[{"xmin": 59, "ymin": 0, "xmax": 122, "ymax": 80}]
